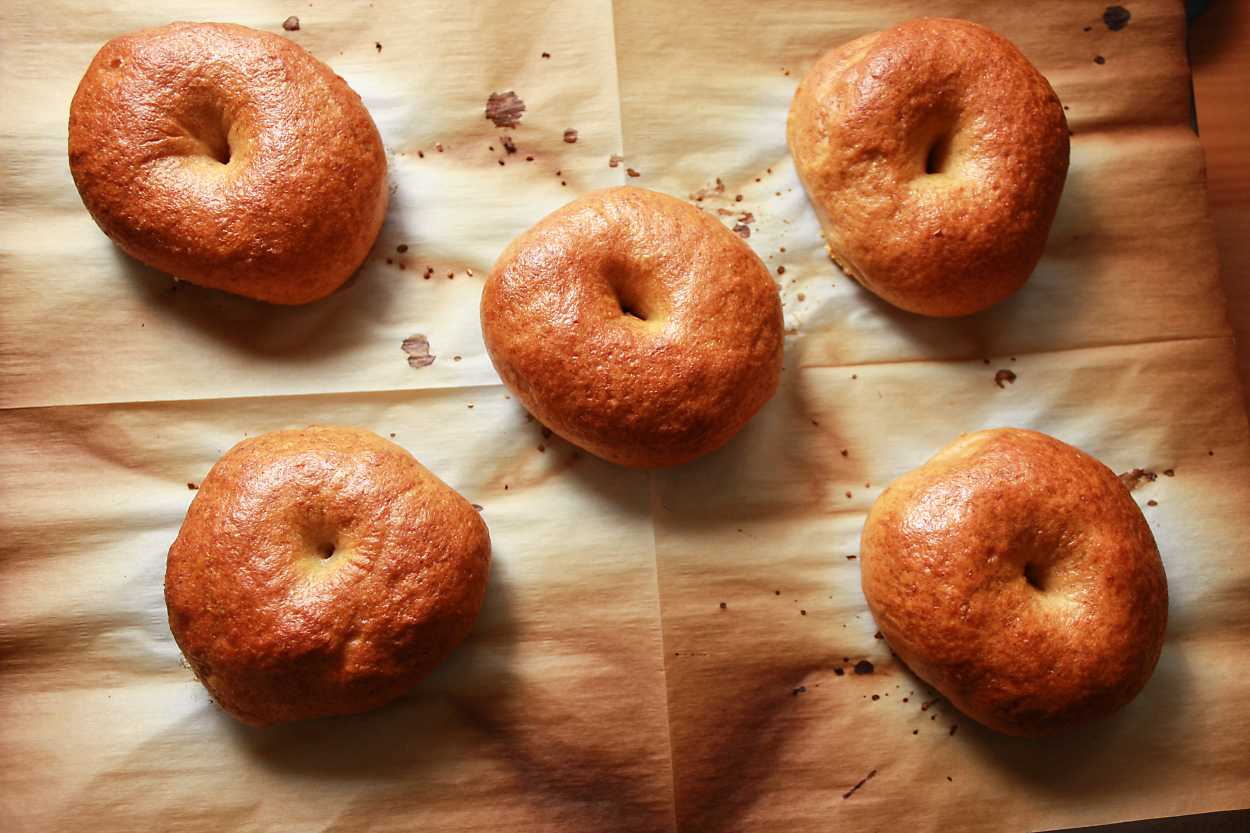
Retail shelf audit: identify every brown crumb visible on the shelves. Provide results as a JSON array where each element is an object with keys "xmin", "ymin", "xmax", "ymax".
[
  {"xmin": 609, "ymin": 154, "xmax": 624, "ymax": 168},
  {"xmin": 401, "ymin": 334, "xmax": 435, "ymax": 368},
  {"xmin": 435, "ymin": 143, "xmax": 444, "ymax": 152},
  {"xmin": 626, "ymin": 168, "xmax": 641, "ymax": 178},
  {"xmin": 1147, "ymin": 499, "xmax": 1158, "ymax": 507},
  {"xmin": 777, "ymin": 266, "xmax": 786, "ymax": 275},
  {"xmin": 498, "ymin": 159, "xmax": 506, "ymax": 166},
  {"xmin": 526, "ymin": 156, "xmax": 534, "ymax": 162},
  {"xmin": 485, "ymin": 91, "xmax": 526, "ymax": 128},
  {"xmin": 871, "ymin": 694, "xmax": 880, "ymax": 701},
  {"xmin": 719, "ymin": 602, "xmax": 727, "ymax": 610},
  {"xmin": 797, "ymin": 292, "xmax": 806, "ymax": 301},
  {"xmin": 994, "ymin": 369, "xmax": 1017, "ymax": 388},
  {"xmin": 1163, "ymin": 468, "xmax": 1175, "ymax": 477},
  {"xmin": 375, "ymin": 41, "xmax": 382, "ymax": 52},
  {"xmin": 187, "ymin": 482, "xmax": 198, "ymax": 490},
  {"xmin": 1103, "ymin": 5, "xmax": 1131, "ymax": 30},
  {"xmin": 842, "ymin": 769, "xmax": 877, "ymax": 800},
  {"xmin": 471, "ymin": 503, "xmax": 483, "ymax": 512},
  {"xmin": 282, "ymin": 16, "xmax": 300, "ymax": 31},
  {"xmin": 1118, "ymin": 468, "xmax": 1158, "ymax": 492},
  {"xmin": 417, "ymin": 150, "xmax": 424, "ymax": 158},
  {"xmin": 846, "ymin": 555, "xmax": 856, "ymax": 560},
  {"xmin": 563, "ymin": 128, "xmax": 578, "ymax": 143},
  {"xmin": 541, "ymin": 51, "xmax": 551, "ymax": 58},
  {"xmin": 501, "ymin": 135, "xmax": 517, "ymax": 154},
  {"xmin": 1094, "ymin": 55, "xmax": 1106, "ymax": 65},
  {"xmin": 834, "ymin": 666, "xmax": 845, "ymax": 676},
  {"xmin": 732, "ymin": 223, "xmax": 751, "ymax": 239},
  {"xmin": 800, "ymin": 610, "xmax": 807, "ymax": 616},
  {"xmin": 537, "ymin": 444, "xmax": 546, "ymax": 453},
  {"xmin": 735, "ymin": 194, "xmax": 743, "ymax": 202},
  {"xmin": 854, "ymin": 660, "xmax": 874, "ymax": 675},
  {"xmin": 396, "ymin": 244, "xmax": 408, "ymax": 253},
  {"xmin": 453, "ymin": 355, "xmax": 463, "ymax": 362},
  {"xmin": 840, "ymin": 449, "xmax": 849, "ymax": 457}
]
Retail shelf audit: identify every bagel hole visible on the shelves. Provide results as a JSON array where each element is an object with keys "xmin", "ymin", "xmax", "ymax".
[
  {"xmin": 1024, "ymin": 561, "xmax": 1047, "ymax": 592},
  {"xmin": 619, "ymin": 303, "xmax": 648, "ymax": 322},
  {"xmin": 603, "ymin": 259, "xmax": 654, "ymax": 323},
  {"xmin": 924, "ymin": 134, "xmax": 952, "ymax": 175},
  {"xmin": 316, "ymin": 542, "xmax": 336, "ymax": 560}
]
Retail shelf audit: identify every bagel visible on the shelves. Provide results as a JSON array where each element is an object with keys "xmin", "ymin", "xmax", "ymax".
[
  {"xmin": 860, "ymin": 429, "xmax": 1168, "ymax": 736},
  {"xmin": 165, "ymin": 426, "xmax": 490, "ymax": 725},
  {"xmin": 787, "ymin": 18, "xmax": 1069, "ymax": 316},
  {"xmin": 68, "ymin": 23, "xmax": 388, "ymax": 304},
  {"xmin": 480, "ymin": 186, "xmax": 784, "ymax": 468}
]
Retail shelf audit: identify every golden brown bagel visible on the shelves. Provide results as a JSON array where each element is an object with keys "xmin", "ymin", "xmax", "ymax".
[
  {"xmin": 860, "ymin": 429, "xmax": 1168, "ymax": 736},
  {"xmin": 165, "ymin": 426, "xmax": 490, "ymax": 725},
  {"xmin": 68, "ymin": 23, "xmax": 388, "ymax": 304},
  {"xmin": 480, "ymin": 186, "xmax": 784, "ymax": 468},
  {"xmin": 787, "ymin": 18, "xmax": 1069, "ymax": 316}
]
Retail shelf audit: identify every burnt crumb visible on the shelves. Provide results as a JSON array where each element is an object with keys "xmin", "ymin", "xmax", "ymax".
[
  {"xmin": 871, "ymin": 694, "xmax": 880, "ymax": 701},
  {"xmin": 994, "ymin": 369, "xmax": 1017, "ymax": 388},
  {"xmin": 609, "ymin": 154, "xmax": 624, "ymax": 168},
  {"xmin": 282, "ymin": 16, "xmax": 300, "ymax": 31},
  {"xmin": 841, "ymin": 449, "xmax": 849, "ymax": 457},
  {"xmin": 776, "ymin": 266, "xmax": 786, "ymax": 275},
  {"xmin": 913, "ymin": 729, "xmax": 919, "ymax": 735},
  {"xmin": 775, "ymin": 589, "xmax": 781, "ymax": 595},
  {"xmin": 735, "ymin": 194, "xmax": 744, "ymax": 202},
  {"xmin": 187, "ymin": 482, "xmax": 198, "ymax": 490},
  {"xmin": 947, "ymin": 776, "xmax": 953, "ymax": 782},
  {"xmin": 834, "ymin": 666, "xmax": 845, "ymax": 676},
  {"xmin": 626, "ymin": 168, "xmax": 642, "ymax": 178},
  {"xmin": 842, "ymin": 769, "xmax": 877, "ymax": 800},
  {"xmin": 375, "ymin": 41, "xmax": 382, "ymax": 52},
  {"xmin": 389, "ymin": 433, "xmax": 396, "ymax": 438},
  {"xmin": 1147, "ymin": 499, "xmax": 1158, "ymax": 507},
  {"xmin": 472, "ymin": 503, "xmax": 484, "ymax": 512},
  {"xmin": 541, "ymin": 51, "xmax": 551, "ymax": 58},
  {"xmin": 800, "ymin": 610, "xmax": 807, "ymax": 616},
  {"xmin": 401, "ymin": 334, "xmax": 435, "ymax": 368},
  {"xmin": 732, "ymin": 223, "xmax": 751, "ymax": 238},
  {"xmin": 1163, "ymin": 468, "xmax": 1175, "ymax": 477},
  {"xmin": 396, "ymin": 244, "xmax": 409, "ymax": 253},
  {"xmin": 485, "ymin": 91, "xmax": 526, "ymax": 128},
  {"xmin": 854, "ymin": 660, "xmax": 874, "ymax": 675},
  {"xmin": 719, "ymin": 601, "xmax": 727, "ymax": 610},
  {"xmin": 501, "ymin": 135, "xmax": 517, "ymax": 154},
  {"xmin": 846, "ymin": 555, "xmax": 856, "ymax": 560},
  {"xmin": 1118, "ymin": 468, "xmax": 1157, "ymax": 491},
  {"xmin": 499, "ymin": 160, "xmax": 506, "ymax": 166},
  {"xmin": 563, "ymin": 128, "xmax": 579, "ymax": 143},
  {"xmin": 1103, "ymin": 5, "xmax": 1131, "ymax": 30},
  {"xmin": 435, "ymin": 143, "xmax": 445, "ymax": 152},
  {"xmin": 1094, "ymin": 55, "xmax": 1106, "ymax": 65},
  {"xmin": 417, "ymin": 150, "xmax": 424, "ymax": 158}
]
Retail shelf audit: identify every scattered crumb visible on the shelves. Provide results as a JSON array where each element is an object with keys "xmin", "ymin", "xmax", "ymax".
[
  {"xmin": 537, "ymin": 444, "xmax": 546, "ymax": 453},
  {"xmin": 472, "ymin": 503, "xmax": 484, "ymax": 512},
  {"xmin": 282, "ymin": 16, "xmax": 300, "ymax": 31},
  {"xmin": 501, "ymin": 135, "xmax": 517, "ymax": 154},
  {"xmin": 626, "ymin": 168, "xmax": 641, "ymax": 178},
  {"xmin": 735, "ymin": 194, "xmax": 743, "ymax": 202},
  {"xmin": 994, "ymin": 369, "xmax": 1017, "ymax": 388},
  {"xmin": 854, "ymin": 660, "xmax": 874, "ymax": 675},
  {"xmin": 541, "ymin": 51, "xmax": 551, "ymax": 58},
  {"xmin": 840, "ymin": 449, "xmax": 849, "ymax": 457},
  {"xmin": 1118, "ymin": 468, "xmax": 1158, "ymax": 491},
  {"xmin": 1163, "ymin": 468, "xmax": 1175, "ymax": 477},
  {"xmin": 1147, "ymin": 499, "xmax": 1158, "ymax": 507},
  {"xmin": 842, "ymin": 769, "xmax": 877, "ymax": 800},
  {"xmin": 1094, "ymin": 55, "xmax": 1106, "ymax": 65},
  {"xmin": 834, "ymin": 666, "xmax": 845, "ymax": 676},
  {"xmin": 800, "ymin": 609, "xmax": 807, "ymax": 616},
  {"xmin": 375, "ymin": 41, "xmax": 382, "ymax": 52},
  {"xmin": 187, "ymin": 482, "xmax": 198, "ymax": 490},
  {"xmin": 797, "ymin": 292, "xmax": 806, "ymax": 302},
  {"xmin": 396, "ymin": 244, "xmax": 408, "ymax": 253},
  {"xmin": 871, "ymin": 694, "xmax": 880, "ymax": 701},
  {"xmin": 401, "ymin": 334, "xmax": 435, "ymax": 368},
  {"xmin": 719, "ymin": 602, "xmax": 727, "ymax": 610},
  {"xmin": 777, "ymin": 266, "xmax": 786, "ymax": 275},
  {"xmin": 732, "ymin": 223, "xmax": 751, "ymax": 238},
  {"xmin": 609, "ymin": 154, "xmax": 624, "ymax": 168},
  {"xmin": 846, "ymin": 555, "xmax": 856, "ymax": 560},
  {"xmin": 1103, "ymin": 5, "xmax": 1131, "ymax": 30},
  {"xmin": 435, "ymin": 143, "xmax": 444, "ymax": 152},
  {"xmin": 485, "ymin": 91, "xmax": 526, "ymax": 128},
  {"xmin": 453, "ymin": 355, "xmax": 462, "ymax": 362},
  {"xmin": 563, "ymin": 128, "xmax": 578, "ymax": 143}
]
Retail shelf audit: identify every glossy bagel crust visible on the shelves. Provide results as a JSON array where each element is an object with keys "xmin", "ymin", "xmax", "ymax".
[
  {"xmin": 165, "ymin": 426, "xmax": 490, "ymax": 726},
  {"xmin": 787, "ymin": 18, "xmax": 1070, "ymax": 317},
  {"xmin": 68, "ymin": 23, "xmax": 388, "ymax": 304},
  {"xmin": 860, "ymin": 429, "xmax": 1168, "ymax": 736},
  {"xmin": 480, "ymin": 187, "xmax": 784, "ymax": 468}
]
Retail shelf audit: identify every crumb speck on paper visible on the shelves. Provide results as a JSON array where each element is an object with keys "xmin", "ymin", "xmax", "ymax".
[
  {"xmin": 402, "ymin": 334, "xmax": 435, "ymax": 368},
  {"xmin": 719, "ymin": 601, "xmax": 727, "ymax": 610},
  {"xmin": 541, "ymin": 51, "xmax": 551, "ymax": 58},
  {"xmin": 732, "ymin": 223, "xmax": 751, "ymax": 238},
  {"xmin": 501, "ymin": 135, "xmax": 517, "ymax": 155},
  {"xmin": 994, "ymin": 369, "xmax": 1017, "ymax": 388},
  {"xmin": 777, "ymin": 266, "xmax": 786, "ymax": 275},
  {"xmin": 1163, "ymin": 468, "xmax": 1175, "ymax": 477},
  {"xmin": 1118, "ymin": 468, "xmax": 1158, "ymax": 491},
  {"xmin": 609, "ymin": 154, "xmax": 624, "ymax": 168},
  {"xmin": 842, "ymin": 769, "xmax": 877, "ymax": 800},
  {"xmin": 537, "ymin": 443, "xmax": 546, "ymax": 453},
  {"xmin": 1103, "ymin": 5, "xmax": 1131, "ymax": 30},
  {"xmin": 626, "ymin": 167, "xmax": 641, "ymax": 178},
  {"xmin": 840, "ymin": 449, "xmax": 849, "ymax": 457},
  {"xmin": 435, "ymin": 143, "xmax": 444, "ymax": 152},
  {"xmin": 846, "ymin": 555, "xmax": 856, "ymax": 560},
  {"xmin": 187, "ymin": 482, "xmax": 198, "ymax": 490},
  {"xmin": 854, "ymin": 660, "xmax": 874, "ymax": 675},
  {"xmin": 563, "ymin": 128, "xmax": 578, "ymax": 143},
  {"xmin": 834, "ymin": 666, "xmax": 845, "ymax": 676},
  {"xmin": 1094, "ymin": 55, "xmax": 1106, "ymax": 65},
  {"xmin": 1147, "ymin": 499, "xmax": 1158, "ymax": 507},
  {"xmin": 797, "ymin": 292, "xmax": 806, "ymax": 302},
  {"xmin": 282, "ymin": 16, "xmax": 300, "ymax": 31},
  {"xmin": 396, "ymin": 244, "xmax": 408, "ymax": 253},
  {"xmin": 375, "ymin": 41, "xmax": 382, "ymax": 52},
  {"xmin": 485, "ymin": 91, "xmax": 526, "ymax": 128}
]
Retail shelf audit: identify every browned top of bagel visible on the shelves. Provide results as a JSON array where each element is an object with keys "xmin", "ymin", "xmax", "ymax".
[
  {"xmin": 165, "ymin": 426, "xmax": 490, "ymax": 725},
  {"xmin": 860, "ymin": 429, "xmax": 1168, "ymax": 736},
  {"xmin": 788, "ymin": 18, "xmax": 1069, "ymax": 317},
  {"xmin": 69, "ymin": 23, "xmax": 388, "ymax": 304},
  {"xmin": 480, "ymin": 187, "xmax": 784, "ymax": 468}
]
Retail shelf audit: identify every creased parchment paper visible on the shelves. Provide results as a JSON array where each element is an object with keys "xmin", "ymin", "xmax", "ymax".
[{"xmin": 2, "ymin": 1, "xmax": 1248, "ymax": 831}]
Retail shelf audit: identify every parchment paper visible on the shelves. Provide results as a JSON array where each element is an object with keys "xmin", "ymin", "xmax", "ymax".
[{"xmin": 2, "ymin": 1, "xmax": 1249, "ymax": 831}]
